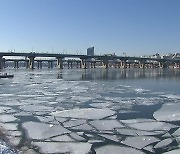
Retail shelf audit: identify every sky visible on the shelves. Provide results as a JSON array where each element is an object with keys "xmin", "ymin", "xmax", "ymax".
[{"xmin": 0, "ymin": 0, "xmax": 180, "ymax": 56}]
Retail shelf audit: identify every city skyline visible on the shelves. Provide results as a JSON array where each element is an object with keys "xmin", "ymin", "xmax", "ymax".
[{"xmin": 0, "ymin": 0, "xmax": 180, "ymax": 56}]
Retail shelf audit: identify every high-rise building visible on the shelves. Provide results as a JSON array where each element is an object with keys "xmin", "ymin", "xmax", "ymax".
[{"xmin": 87, "ymin": 47, "xmax": 94, "ymax": 56}]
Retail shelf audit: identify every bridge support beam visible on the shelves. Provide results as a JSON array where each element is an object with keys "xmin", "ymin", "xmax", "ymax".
[
  {"xmin": 56, "ymin": 58, "xmax": 63, "ymax": 69},
  {"xmin": 28, "ymin": 56, "xmax": 35, "ymax": 69}
]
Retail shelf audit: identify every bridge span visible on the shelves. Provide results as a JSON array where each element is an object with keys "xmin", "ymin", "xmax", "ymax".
[{"xmin": 0, "ymin": 52, "xmax": 180, "ymax": 69}]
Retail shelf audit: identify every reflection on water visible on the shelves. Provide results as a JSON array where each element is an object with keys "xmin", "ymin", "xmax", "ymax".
[{"xmin": 57, "ymin": 68, "xmax": 180, "ymax": 80}]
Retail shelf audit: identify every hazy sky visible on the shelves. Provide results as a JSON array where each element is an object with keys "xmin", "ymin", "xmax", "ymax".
[{"xmin": 0, "ymin": 0, "xmax": 180, "ymax": 56}]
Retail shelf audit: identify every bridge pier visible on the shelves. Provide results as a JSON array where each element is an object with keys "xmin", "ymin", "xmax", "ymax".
[
  {"xmin": 67, "ymin": 61, "xmax": 70, "ymax": 69},
  {"xmin": 71, "ymin": 61, "xmax": 73, "ymax": 68},
  {"xmin": 48, "ymin": 61, "xmax": 53, "ymax": 68},
  {"xmin": 28, "ymin": 56, "xmax": 35, "ymax": 69},
  {"xmin": 103, "ymin": 58, "xmax": 109, "ymax": 69},
  {"xmin": 56, "ymin": 58, "xmax": 63, "ymax": 69},
  {"xmin": 76, "ymin": 61, "xmax": 80, "ymax": 68},
  {"xmin": 37, "ymin": 61, "xmax": 42, "ymax": 68},
  {"xmin": 0, "ymin": 56, "xmax": 4, "ymax": 69},
  {"xmin": 139, "ymin": 60, "xmax": 146, "ymax": 69},
  {"xmin": 121, "ymin": 60, "xmax": 127, "ymax": 69},
  {"xmin": 14, "ymin": 60, "xmax": 19, "ymax": 68},
  {"xmin": 93, "ymin": 62, "xmax": 96, "ymax": 68},
  {"xmin": 174, "ymin": 62, "xmax": 180, "ymax": 69},
  {"xmin": 81, "ymin": 59, "xmax": 87, "ymax": 69},
  {"xmin": 159, "ymin": 62, "xmax": 167, "ymax": 69}
]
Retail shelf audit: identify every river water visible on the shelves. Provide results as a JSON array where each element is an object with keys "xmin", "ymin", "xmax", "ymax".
[{"xmin": 0, "ymin": 68, "xmax": 180, "ymax": 154}]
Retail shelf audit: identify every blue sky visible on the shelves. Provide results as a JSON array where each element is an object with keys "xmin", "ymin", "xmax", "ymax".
[{"xmin": 0, "ymin": 0, "xmax": 180, "ymax": 56}]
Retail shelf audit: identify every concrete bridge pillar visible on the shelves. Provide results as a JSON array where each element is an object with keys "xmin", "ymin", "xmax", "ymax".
[
  {"xmin": 28, "ymin": 56, "xmax": 35, "ymax": 69},
  {"xmin": 48, "ymin": 61, "xmax": 53, "ymax": 68},
  {"xmin": 37, "ymin": 61, "xmax": 42, "ymax": 68},
  {"xmin": 56, "ymin": 58, "xmax": 63, "ymax": 69},
  {"xmin": 0, "ymin": 56, "xmax": 4, "ymax": 69},
  {"xmin": 67, "ymin": 61, "xmax": 70, "ymax": 69},
  {"xmin": 103, "ymin": 59, "xmax": 109, "ymax": 69},
  {"xmin": 76, "ymin": 61, "xmax": 80, "ymax": 68},
  {"xmin": 80, "ymin": 59, "xmax": 87, "ymax": 69},
  {"xmin": 14, "ymin": 60, "xmax": 19, "ymax": 68},
  {"xmin": 174, "ymin": 62, "xmax": 180, "ymax": 69},
  {"xmin": 159, "ymin": 62, "xmax": 167, "ymax": 69},
  {"xmin": 71, "ymin": 61, "xmax": 73, "ymax": 68},
  {"xmin": 93, "ymin": 62, "xmax": 96, "ymax": 68},
  {"xmin": 139, "ymin": 60, "xmax": 146, "ymax": 69},
  {"xmin": 121, "ymin": 60, "xmax": 127, "ymax": 69}
]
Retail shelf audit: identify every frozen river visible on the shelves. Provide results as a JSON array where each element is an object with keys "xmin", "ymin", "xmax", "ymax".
[{"xmin": 0, "ymin": 68, "xmax": 180, "ymax": 154}]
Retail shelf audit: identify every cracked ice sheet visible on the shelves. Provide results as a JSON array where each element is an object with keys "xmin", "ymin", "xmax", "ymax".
[
  {"xmin": 95, "ymin": 145, "xmax": 145, "ymax": 154},
  {"xmin": 89, "ymin": 120, "xmax": 124, "ymax": 131},
  {"xmin": 163, "ymin": 149, "xmax": 180, "ymax": 154},
  {"xmin": 120, "ymin": 118, "xmax": 156, "ymax": 124},
  {"xmin": 0, "ymin": 114, "xmax": 18, "ymax": 123},
  {"xmin": 153, "ymin": 103, "xmax": 180, "ymax": 121},
  {"xmin": 121, "ymin": 136, "xmax": 160, "ymax": 150},
  {"xmin": 0, "ymin": 100, "xmax": 22, "ymax": 106},
  {"xmin": 51, "ymin": 108, "xmax": 116, "ymax": 120},
  {"xmin": 33, "ymin": 142, "xmax": 92, "ymax": 154},
  {"xmin": 22, "ymin": 121, "xmax": 70, "ymax": 140},
  {"xmin": 172, "ymin": 128, "xmax": 180, "ymax": 137},
  {"xmin": 154, "ymin": 138, "xmax": 173, "ymax": 149},
  {"xmin": 127, "ymin": 121, "xmax": 178, "ymax": 131},
  {"xmin": 0, "ymin": 123, "xmax": 18, "ymax": 131},
  {"xmin": 70, "ymin": 96, "xmax": 94, "ymax": 102},
  {"xmin": 51, "ymin": 133, "xmax": 86, "ymax": 142},
  {"xmin": 116, "ymin": 128, "xmax": 164, "ymax": 136},
  {"xmin": 63, "ymin": 119, "xmax": 86, "ymax": 128},
  {"xmin": 19, "ymin": 105, "xmax": 54, "ymax": 112}
]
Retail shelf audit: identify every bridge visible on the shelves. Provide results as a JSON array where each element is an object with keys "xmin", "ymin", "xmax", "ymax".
[{"xmin": 0, "ymin": 52, "xmax": 180, "ymax": 69}]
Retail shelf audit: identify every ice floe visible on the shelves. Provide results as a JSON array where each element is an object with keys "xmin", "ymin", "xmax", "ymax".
[
  {"xmin": 89, "ymin": 120, "xmax": 124, "ymax": 131},
  {"xmin": 63, "ymin": 119, "xmax": 86, "ymax": 128},
  {"xmin": 121, "ymin": 136, "xmax": 160, "ymax": 149},
  {"xmin": 0, "ymin": 123, "xmax": 18, "ymax": 131},
  {"xmin": 116, "ymin": 128, "xmax": 164, "ymax": 136},
  {"xmin": 153, "ymin": 103, "xmax": 180, "ymax": 121},
  {"xmin": 154, "ymin": 138, "xmax": 173, "ymax": 149},
  {"xmin": 95, "ymin": 145, "xmax": 144, "ymax": 154},
  {"xmin": 22, "ymin": 121, "xmax": 70, "ymax": 140},
  {"xmin": 51, "ymin": 108, "xmax": 116, "ymax": 119},
  {"xmin": 172, "ymin": 128, "xmax": 180, "ymax": 137},
  {"xmin": 70, "ymin": 123, "xmax": 93, "ymax": 131},
  {"xmin": 33, "ymin": 142, "xmax": 92, "ymax": 154},
  {"xmin": 163, "ymin": 149, "xmax": 180, "ymax": 154},
  {"xmin": 0, "ymin": 115, "xmax": 18, "ymax": 123},
  {"xmin": 19, "ymin": 105, "xmax": 54, "ymax": 112},
  {"xmin": 127, "ymin": 121, "xmax": 177, "ymax": 131}
]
